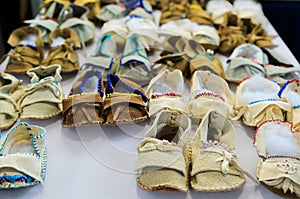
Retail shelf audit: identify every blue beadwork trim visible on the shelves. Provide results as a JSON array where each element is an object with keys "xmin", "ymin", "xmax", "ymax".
[
  {"xmin": 96, "ymin": 71, "xmax": 103, "ymax": 97},
  {"xmin": 0, "ymin": 173, "xmax": 34, "ymax": 184},
  {"xmin": 0, "ymin": 122, "xmax": 46, "ymax": 157},
  {"xmin": 40, "ymin": 148, "xmax": 48, "ymax": 182},
  {"xmin": 33, "ymin": 76, "xmax": 58, "ymax": 85},
  {"xmin": 74, "ymin": 70, "xmax": 92, "ymax": 95},
  {"xmin": 106, "ymin": 73, "xmax": 114, "ymax": 95},
  {"xmin": 139, "ymin": 0, "xmax": 152, "ymax": 13},
  {"xmin": 270, "ymin": 79, "xmax": 281, "ymax": 87},
  {"xmin": 278, "ymin": 80, "xmax": 290, "ymax": 97},
  {"xmin": 31, "ymin": 125, "xmax": 46, "ymax": 158},
  {"xmin": 0, "ymin": 122, "xmax": 45, "ymax": 155},
  {"xmin": 123, "ymin": 34, "xmax": 148, "ymax": 60},
  {"xmin": 0, "ymin": 92, "xmax": 9, "ymax": 96},
  {"xmin": 278, "ymin": 79, "xmax": 300, "ymax": 108},
  {"xmin": 193, "ymin": 53, "xmax": 214, "ymax": 61},
  {"xmin": 72, "ymin": 46, "xmax": 78, "ymax": 51},
  {"xmin": 115, "ymin": 0, "xmax": 152, "ymax": 13},
  {"xmin": 73, "ymin": 70, "xmax": 104, "ymax": 97},
  {"xmin": 12, "ymin": 44, "xmax": 37, "ymax": 51},
  {"xmin": 124, "ymin": 0, "xmax": 139, "ymax": 12},
  {"xmin": 119, "ymin": 58, "xmax": 151, "ymax": 72},
  {"xmin": 0, "ymin": 122, "xmax": 47, "ymax": 189},
  {"xmin": 80, "ymin": 59, "xmax": 114, "ymax": 71},
  {"xmin": 248, "ymin": 98, "xmax": 277, "ymax": 105},
  {"xmin": 93, "ymin": 34, "xmax": 113, "ymax": 58},
  {"xmin": 293, "ymin": 105, "xmax": 300, "ymax": 109},
  {"xmin": 125, "ymin": 15, "xmax": 143, "ymax": 23},
  {"xmin": 106, "ymin": 73, "xmax": 148, "ymax": 102}
]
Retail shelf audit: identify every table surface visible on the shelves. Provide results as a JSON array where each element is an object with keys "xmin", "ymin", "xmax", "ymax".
[{"xmin": 0, "ymin": 12, "xmax": 299, "ymax": 199}]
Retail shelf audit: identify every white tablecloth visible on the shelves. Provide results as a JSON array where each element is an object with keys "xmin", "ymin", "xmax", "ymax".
[{"xmin": 0, "ymin": 13, "xmax": 298, "ymax": 199}]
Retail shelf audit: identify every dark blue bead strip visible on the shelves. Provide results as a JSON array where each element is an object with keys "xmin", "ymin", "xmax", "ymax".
[{"xmin": 107, "ymin": 73, "xmax": 148, "ymax": 102}]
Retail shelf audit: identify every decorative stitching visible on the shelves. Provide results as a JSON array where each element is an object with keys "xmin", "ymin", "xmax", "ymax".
[
  {"xmin": 248, "ymin": 98, "xmax": 277, "ymax": 105},
  {"xmin": 0, "ymin": 122, "xmax": 47, "ymax": 189},
  {"xmin": 73, "ymin": 70, "xmax": 103, "ymax": 96},
  {"xmin": 151, "ymin": 93, "xmax": 181, "ymax": 99},
  {"xmin": 0, "ymin": 173, "xmax": 34, "ymax": 184},
  {"xmin": 194, "ymin": 92, "xmax": 225, "ymax": 101},
  {"xmin": 277, "ymin": 160, "xmax": 297, "ymax": 174},
  {"xmin": 106, "ymin": 92, "xmax": 142, "ymax": 98},
  {"xmin": 200, "ymin": 140, "xmax": 229, "ymax": 152},
  {"xmin": 293, "ymin": 105, "xmax": 300, "ymax": 109}
]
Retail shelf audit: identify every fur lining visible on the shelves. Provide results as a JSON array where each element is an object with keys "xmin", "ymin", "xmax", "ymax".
[
  {"xmin": 240, "ymin": 74, "xmax": 279, "ymax": 104},
  {"xmin": 264, "ymin": 123, "xmax": 300, "ymax": 157},
  {"xmin": 285, "ymin": 90, "xmax": 300, "ymax": 107}
]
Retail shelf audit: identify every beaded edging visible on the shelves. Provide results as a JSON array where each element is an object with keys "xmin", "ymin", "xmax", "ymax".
[
  {"xmin": 194, "ymin": 92, "xmax": 225, "ymax": 101},
  {"xmin": 151, "ymin": 93, "xmax": 181, "ymax": 99},
  {"xmin": 0, "ymin": 122, "xmax": 47, "ymax": 189},
  {"xmin": 248, "ymin": 98, "xmax": 277, "ymax": 105},
  {"xmin": 106, "ymin": 73, "xmax": 148, "ymax": 102}
]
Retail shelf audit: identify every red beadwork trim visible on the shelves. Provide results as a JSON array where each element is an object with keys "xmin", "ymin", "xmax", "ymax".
[
  {"xmin": 43, "ymin": 17, "xmax": 58, "ymax": 22},
  {"xmin": 194, "ymin": 92, "xmax": 225, "ymax": 101},
  {"xmin": 19, "ymin": 178, "xmax": 25, "ymax": 183},
  {"xmin": 237, "ymin": 76, "xmax": 251, "ymax": 87},
  {"xmin": 264, "ymin": 64, "xmax": 290, "ymax": 68},
  {"xmin": 254, "ymin": 120, "xmax": 300, "ymax": 161},
  {"xmin": 248, "ymin": 58, "xmax": 262, "ymax": 65},
  {"xmin": 288, "ymin": 78, "xmax": 300, "ymax": 84},
  {"xmin": 237, "ymin": 75, "xmax": 280, "ymax": 87},
  {"xmin": 151, "ymin": 93, "xmax": 181, "ymax": 99},
  {"xmin": 260, "ymin": 155, "xmax": 300, "ymax": 161}
]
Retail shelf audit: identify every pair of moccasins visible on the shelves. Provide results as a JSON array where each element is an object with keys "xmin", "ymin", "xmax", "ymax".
[
  {"xmin": 206, "ymin": 0, "xmax": 264, "ymax": 27},
  {"xmin": 0, "ymin": 122, "xmax": 47, "ymax": 189},
  {"xmin": 217, "ymin": 13, "xmax": 274, "ymax": 54},
  {"xmin": 25, "ymin": 0, "xmax": 95, "ymax": 45},
  {"xmin": 83, "ymin": 31, "xmax": 154, "ymax": 87},
  {"xmin": 97, "ymin": 0, "xmax": 153, "ymax": 22},
  {"xmin": 159, "ymin": 0, "xmax": 213, "ymax": 25},
  {"xmin": 82, "ymin": 14, "xmax": 161, "ymax": 86},
  {"xmin": 39, "ymin": 0, "xmax": 100, "ymax": 21},
  {"xmin": 0, "ymin": 64, "xmax": 63, "ymax": 130},
  {"xmin": 135, "ymin": 109, "xmax": 257, "ymax": 192},
  {"xmin": 206, "ymin": 0, "xmax": 275, "ymax": 54},
  {"xmin": 154, "ymin": 35, "xmax": 224, "ymax": 82},
  {"xmin": 146, "ymin": 69, "xmax": 234, "ymax": 121},
  {"xmin": 159, "ymin": 18, "xmax": 220, "ymax": 51},
  {"xmin": 225, "ymin": 43, "xmax": 300, "ymax": 85},
  {"xmin": 1, "ymin": 26, "xmax": 81, "ymax": 74},
  {"xmin": 62, "ymin": 68, "xmax": 149, "ymax": 128},
  {"xmin": 254, "ymin": 120, "xmax": 300, "ymax": 198}
]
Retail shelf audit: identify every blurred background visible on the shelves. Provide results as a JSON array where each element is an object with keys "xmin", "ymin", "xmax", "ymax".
[
  {"xmin": 0, "ymin": 0, "xmax": 40, "ymax": 58},
  {"xmin": 259, "ymin": 0, "xmax": 300, "ymax": 62},
  {"xmin": 0, "ymin": 0, "xmax": 299, "ymax": 62}
]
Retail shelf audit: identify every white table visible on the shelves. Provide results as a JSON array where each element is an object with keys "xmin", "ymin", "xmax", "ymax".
[{"xmin": 0, "ymin": 12, "xmax": 298, "ymax": 199}]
